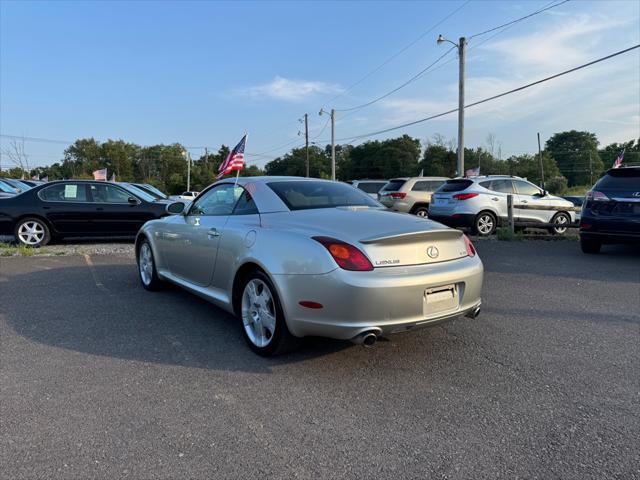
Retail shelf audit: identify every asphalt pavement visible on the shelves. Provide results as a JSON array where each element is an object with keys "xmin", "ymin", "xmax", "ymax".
[{"xmin": 1, "ymin": 241, "xmax": 638, "ymax": 479}]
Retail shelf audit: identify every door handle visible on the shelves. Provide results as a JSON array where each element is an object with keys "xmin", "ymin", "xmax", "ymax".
[
  {"xmin": 491, "ymin": 197, "xmax": 499, "ymax": 201},
  {"xmin": 208, "ymin": 228, "xmax": 220, "ymax": 238},
  {"xmin": 521, "ymin": 200, "xmax": 528, "ymax": 204},
  {"xmin": 96, "ymin": 207, "xmax": 104, "ymax": 211}
]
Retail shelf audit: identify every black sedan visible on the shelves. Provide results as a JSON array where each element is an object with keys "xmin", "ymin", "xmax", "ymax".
[
  {"xmin": 580, "ymin": 166, "xmax": 640, "ymax": 253},
  {"xmin": 0, "ymin": 180, "xmax": 170, "ymax": 246}
]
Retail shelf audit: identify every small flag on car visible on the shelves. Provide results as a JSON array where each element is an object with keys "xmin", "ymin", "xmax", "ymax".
[
  {"xmin": 465, "ymin": 167, "xmax": 480, "ymax": 177},
  {"xmin": 217, "ymin": 134, "xmax": 246, "ymax": 179},
  {"xmin": 93, "ymin": 168, "xmax": 107, "ymax": 181},
  {"xmin": 613, "ymin": 149, "xmax": 624, "ymax": 168},
  {"xmin": 110, "ymin": 172, "xmax": 116, "ymax": 182},
  {"xmin": 31, "ymin": 174, "xmax": 39, "ymax": 180},
  {"xmin": 41, "ymin": 176, "xmax": 48, "ymax": 182}
]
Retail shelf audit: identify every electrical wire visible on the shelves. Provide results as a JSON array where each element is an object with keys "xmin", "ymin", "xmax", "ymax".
[
  {"xmin": 469, "ymin": 0, "xmax": 571, "ymax": 39},
  {"xmin": 0, "ymin": 134, "xmax": 73, "ymax": 144},
  {"xmin": 335, "ymin": 44, "xmax": 640, "ymax": 142},
  {"xmin": 334, "ymin": 46, "xmax": 457, "ymax": 113},
  {"xmin": 322, "ymin": 0, "xmax": 470, "ymax": 106}
]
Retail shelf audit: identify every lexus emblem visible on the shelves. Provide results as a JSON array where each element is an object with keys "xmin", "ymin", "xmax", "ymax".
[
  {"xmin": 633, "ymin": 192, "xmax": 640, "ymax": 197},
  {"xmin": 427, "ymin": 246, "xmax": 439, "ymax": 259}
]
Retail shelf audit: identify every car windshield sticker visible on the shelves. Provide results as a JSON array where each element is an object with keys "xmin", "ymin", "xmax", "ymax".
[{"xmin": 64, "ymin": 184, "xmax": 78, "ymax": 198}]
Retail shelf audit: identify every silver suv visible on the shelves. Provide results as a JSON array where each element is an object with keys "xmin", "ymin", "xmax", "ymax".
[
  {"xmin": 428, "ymin": 176, "xmax": 576, "ymax": 236},
  {"xmin": 378, "ymin": 177, "xmax": 448, "ymax": 217}
]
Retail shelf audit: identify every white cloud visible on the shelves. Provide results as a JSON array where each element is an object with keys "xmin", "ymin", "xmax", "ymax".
[{"xmin": 238, "ymin": 76, "xmax": 341, "ymax": 102}]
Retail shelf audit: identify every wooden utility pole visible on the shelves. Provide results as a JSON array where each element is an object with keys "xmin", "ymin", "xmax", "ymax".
[
  {"xmin": 537, "ymin": 132, "xmax": 545, "ymax": 189},
  {"xmin": 304, "ymin": 113, "xmax": 309, "ymax": 177}
]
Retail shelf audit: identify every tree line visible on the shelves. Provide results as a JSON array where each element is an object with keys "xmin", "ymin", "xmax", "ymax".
[{"xmin": 1, "ymin": 131, "xmax": 637, "ymax": 195}]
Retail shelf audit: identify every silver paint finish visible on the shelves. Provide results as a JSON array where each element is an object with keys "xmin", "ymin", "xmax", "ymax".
[{"xmin": 136, "ymin": 176, "xmax": 484, "ymax": 341}]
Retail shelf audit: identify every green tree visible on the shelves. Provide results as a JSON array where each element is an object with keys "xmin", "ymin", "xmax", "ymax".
[
  {"xmin": 545, "ymin": 130, "xmax": 603, "ymax": 186},
  {"xmin": 265, "ymin": 146, "xmax": 329, "ymax": 178},
  {"xmin": 599, "ymin": 139, "xmax": 639, "ymax": 169}
]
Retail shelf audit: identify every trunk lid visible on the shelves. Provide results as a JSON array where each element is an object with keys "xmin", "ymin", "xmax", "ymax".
[{"xmin": 267, "ymin": 207, "xmax": 469, "ymax": 267}]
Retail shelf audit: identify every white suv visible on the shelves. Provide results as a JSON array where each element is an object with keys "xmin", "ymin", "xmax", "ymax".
[
  {"xmin": 378, "ymin": 177, "xmax": 448, "ymax": 217},
  {"xmin": 428, "ymin": 176, "xmax": 576, "ymax": 236}
]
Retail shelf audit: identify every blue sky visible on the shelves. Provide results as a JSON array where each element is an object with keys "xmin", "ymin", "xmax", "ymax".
[{"xmin": 1, "ymin": 0, "xmax": 638, "ymax": 170}]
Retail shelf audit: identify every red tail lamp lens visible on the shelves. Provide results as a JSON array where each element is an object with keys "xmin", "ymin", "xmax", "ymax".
[
  {"xmin": 454, "ymin": 193, "xmax": 479, "ymax": 200},
  {"xmin": 463, "ymin": 235, "xmax": 476, "ymax": 257},
  {"xmin": 389, "ymin": 192, "xmax": 407, "ymax": 199},
  {"xmin": 299, "ymin": 301, "xmax": 323, "ymax": 309},
  {"xmin": 313, "ymin": 237, "xmax": 374, "ymax": 271}
]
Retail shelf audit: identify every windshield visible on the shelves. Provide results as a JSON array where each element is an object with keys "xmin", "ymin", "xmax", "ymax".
[
  {"xmin": 138, "ymin": 183, "xmax": 167, "ymax": 199},
  {"xmin": 268, "ymin": 180, "xmax": 380, "ymax": 211},
  {"xmin": 3, "ymin": 178, "xmax": 31, "ymax": 191},
  {"xmin": 119, "ymin": 183, "xmax": 157, "ymax": 202}
]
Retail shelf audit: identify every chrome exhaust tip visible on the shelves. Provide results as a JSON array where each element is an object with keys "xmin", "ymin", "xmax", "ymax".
[
  {"xmin": 351, "ymin": 331, "xmax": 379, "ymax": 347},
  {"xmin": 466, "ymin": 306, "xmax": 481, "ymax": 319}
]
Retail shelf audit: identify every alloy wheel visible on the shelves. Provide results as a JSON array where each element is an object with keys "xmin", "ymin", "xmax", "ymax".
[
  {"xmin": 477, "ymin": 214, "xmax": 495, "ymax": 235},
  {"xmin": 241, "ymin": 279, "xmax": 277, "ymax": 348},
  {"xmin": 553, "ymin": 214, "xmax": 569, "ymax": 234},
  {"xmin": 17, "ymin": 221, "xmax": 45, "ymax": 246},
  {"xmin": 138, "ymin": 243, "xmax": 154, "ymax": 286}
]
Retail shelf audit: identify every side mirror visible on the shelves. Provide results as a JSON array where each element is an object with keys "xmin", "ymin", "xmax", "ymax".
[
  {"xmin": 166, "ymin": 201, "xmax": 186, "ymax": 215},
  {"xmin": 128, "ymin": 196, "xmax": 139, "ymax": 205}
]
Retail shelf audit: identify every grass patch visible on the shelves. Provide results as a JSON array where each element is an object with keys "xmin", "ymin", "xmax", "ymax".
[
  {"xmin": 564, "ymin": 185, "xmax": 590, "ymax": 196},
  {"xmin": 0, "ymin": 243, "xmax": 40, "ymax": 256},
  {"xmin": 496, "ymin": 227, "xmax": 524, "ymax": 241}
]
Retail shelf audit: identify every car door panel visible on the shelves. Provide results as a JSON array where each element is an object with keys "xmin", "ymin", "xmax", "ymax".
[{"xmin": 38, "ymin": 183, "xmax": 93, "ymax": 235}]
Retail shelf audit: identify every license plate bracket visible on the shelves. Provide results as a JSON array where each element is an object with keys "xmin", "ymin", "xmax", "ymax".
[{"xmin": 423, "ymin": 284, "xmax": 457, "ymax": 316}]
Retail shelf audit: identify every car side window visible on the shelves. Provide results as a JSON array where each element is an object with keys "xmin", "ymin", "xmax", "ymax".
[
  {"xmin": 513, "ymin": 180, "xmax": 541, "ymax": 196},
  {"xmin": 38, "ymin": 183, "xmax": 88, "ymax": 202},
  {"xmin": 411, "ymin": 181, "xmax": 429, "ymax": 192},
  {"xmin": 89, "ymin": 184, "xmax": 133, "ymax": 203},
  {"xmin": 189, "ymin": 184, "xmax": 238, "ymax": 216},
  {"xmin": 233, "ymin": 189, "xmax": 258, "ymax": 215},
  {"xmin": 489, "ymin": 180, "xmax": 514, "ymax": 194}
]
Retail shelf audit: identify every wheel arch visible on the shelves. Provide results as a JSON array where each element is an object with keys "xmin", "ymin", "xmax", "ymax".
[{"xmin": 410, "ymin": 202, "xmax": 430, "ymax": 214}]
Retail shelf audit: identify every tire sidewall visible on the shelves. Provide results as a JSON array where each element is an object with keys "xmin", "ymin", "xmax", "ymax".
[
  {"xmin": 239, "ymin": 270, "xmax": 289, "ymax": 356},
  {"xmin": 474, "ymin": 212, "xmax": 496, "ymax": 236},
  {"xmin": 14, "ymin": 217, "xmax": 51, "ymax": 247},
  {"xmin": 551, "ymin": 212, "xmax": 570, "ymax": 234}
]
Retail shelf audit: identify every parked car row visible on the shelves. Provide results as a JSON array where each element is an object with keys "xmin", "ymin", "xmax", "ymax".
[{"xmin": 0, "ymin": 180, "xmax": 171, "ymax": 246}]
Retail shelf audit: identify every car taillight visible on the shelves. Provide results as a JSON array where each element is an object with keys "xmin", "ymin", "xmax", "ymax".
[
  {"xmin": 586, "ymin": 190, "xmax": 609, "ymax": 202},
  {"xmin": 453, "ymin": 193, "xmax": 479, "ymax": 200},
  {"xmin": 389, "ymin": 192, "xmax": 407, "ymax": 199},
  {"xmin": 463, "ymin": 235, "xmax": 476, "ymax": 257},
  {"xmin": 313, "ymin": 236, "xmax": 374, "ymax": 271}
]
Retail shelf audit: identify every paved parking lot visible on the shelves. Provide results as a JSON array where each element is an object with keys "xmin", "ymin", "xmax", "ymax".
[{"xmin": 1, "ymin": 241, "xmax": 639, "ymax": 479}]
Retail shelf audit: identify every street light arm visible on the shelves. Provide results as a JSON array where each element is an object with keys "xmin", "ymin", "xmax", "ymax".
[{"xmin": 437, "ymin": 34, "xmax": 458, "ymax": 48}]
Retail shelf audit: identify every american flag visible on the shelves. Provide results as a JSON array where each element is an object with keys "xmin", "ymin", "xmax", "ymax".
[
  {"xmin": 31, "ymin": 175, "xmax": 39, "ymax": 180},
  {"xmin": 93, "ymin": 168, "xmax": 107, "ymax": 181},
  {"xmin": 465, "ymin": 166, "xmax": 480, "ymax": 177},
  {"xmin": 613, "ymin": 149, "xmax": 624, "ymax": 168},
  {"xmin": 217, "ymin": 134, "xmax": 246, "ymax": 179}
]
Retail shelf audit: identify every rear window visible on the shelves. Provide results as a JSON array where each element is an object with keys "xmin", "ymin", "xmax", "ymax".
[
  {"xmin": 412, "ymin": 180, "xmax": 445, "ymax": 192},
  {"xmin": 438, "ymin": 179, "xmax": 473, "ymax": 192},
  {"xmin": 380, "ymin": 179, "xmax": 406, "ymax": 192},
  {"xmin": 597, "ymin": 169, "xmax": 640, "ymax": 189},
  {"xmin": 268, "ymin": 181, "xmax": 379, "ymax": 211},
  {"xmin": 356, "ymin": 182, "xmax": 386, "ymax": 194}
]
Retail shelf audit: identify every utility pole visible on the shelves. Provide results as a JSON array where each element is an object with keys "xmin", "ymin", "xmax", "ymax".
[
  {"xmin": 183, "ymin": 149, "xmax": 191, "ymax": 191},
  {"xmin": 319, "ymin": 108, "xmax": 336, "ymax": 180},
  {"xmin": 537, "ymin": 132, "xmax": 545, "ymax": 189},
  {"xmin": 204, "ymin": 146, "xmax": 208, "ymax": 167},
  {"xmin": 438, "ymin": 35, "xmax": 466, "ymax": 176},
  {"xmin": 589, "ymin": 152, "xmax": 593, "ymax": 185},
  {"xmin": 304, "ymin": 113, "xmax": 309, "ymax": 177}
]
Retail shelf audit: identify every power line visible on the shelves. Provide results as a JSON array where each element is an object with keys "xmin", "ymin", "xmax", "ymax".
[
  {"xmin": 336, "ymin": 44, "xmax": 640, "ymax": 142},
  {"xmin": 334, "ymin": 46, "xmax": 456, "ymax": 113},
  {"xmin": 323, "ymin": 0, "xmax": 470, "ymax": 106},
  {"xmin": 0, "ymin": 134, "xmax": 73, "ymax": 144},
  {"xmin": 469, "ymin": 0, "xmax": 571, "ymax": 39}
]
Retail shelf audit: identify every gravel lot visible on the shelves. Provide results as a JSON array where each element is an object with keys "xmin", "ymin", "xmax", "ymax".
[{"xmin": 1, "ymin": 241, "xmax": 638, "ymax": 479}]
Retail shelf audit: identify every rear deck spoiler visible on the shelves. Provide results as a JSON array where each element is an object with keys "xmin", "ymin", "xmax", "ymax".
[{"xmin": 360, "ymin": 228, "xmax": 463, "ymax": 244}]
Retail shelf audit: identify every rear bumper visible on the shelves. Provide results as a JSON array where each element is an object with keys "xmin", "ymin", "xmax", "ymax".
[
  {"xmin": 272, "ymin": 254, "xmax": 483, "ymax": 340},
  {"xmin": 580, "ymin": 214, "xmax": 640, "ymax": 244}
]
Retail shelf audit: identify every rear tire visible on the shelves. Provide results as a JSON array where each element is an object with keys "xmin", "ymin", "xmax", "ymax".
[
  {"xmin": 473, "ymin": 211, "xmax": 497, "ymax": 236},
  {"xmin": 14, "ymin": 217, "xmax": 51, "ymax": 247},
  {"xmin": 412, "ymin": 205, "xmax": 429, "ymax": 218},
  {"xmin": 580, "ymin": 237, "xmax": 601, "ymax": 254},
  {"xmin": 239, "ymin": 270, "xmax": 298, "ymax": 356}
]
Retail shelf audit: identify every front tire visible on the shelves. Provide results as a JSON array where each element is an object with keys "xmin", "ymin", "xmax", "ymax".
[
  {"xmin": 412, "ymin": 205, "xmax": 429, "ymax": 218},
  {"xmin": 15, "ymin": 217, "xmax": 51, "ymax": 247},
  {"xmin": 473, "ymin": 211, "xmax": 497, "ymax": 236},
  {"xmin": 550, "ymin": 212, "xmax": 571, "ymax": 235},
  {"xmin": 239, "ymin": 270, "xmax": 298, "ymax": 356},
  {"xmin": 137, "ymin": 240, "xmax": 163, "ymax": 290},
  {"xmin": 580, "ymin": 237, "xmax": 601, "ymax": 254}
]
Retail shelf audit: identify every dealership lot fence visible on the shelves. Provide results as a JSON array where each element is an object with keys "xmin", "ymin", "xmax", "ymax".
[{"xmin": 506, "ymin": 194, "xmax": 581, "ymax": 232}]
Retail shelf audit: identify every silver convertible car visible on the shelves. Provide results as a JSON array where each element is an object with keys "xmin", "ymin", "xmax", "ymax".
[{"xmin": 135, "ymin": 177, "xmax": 483, "ymax": 356}]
